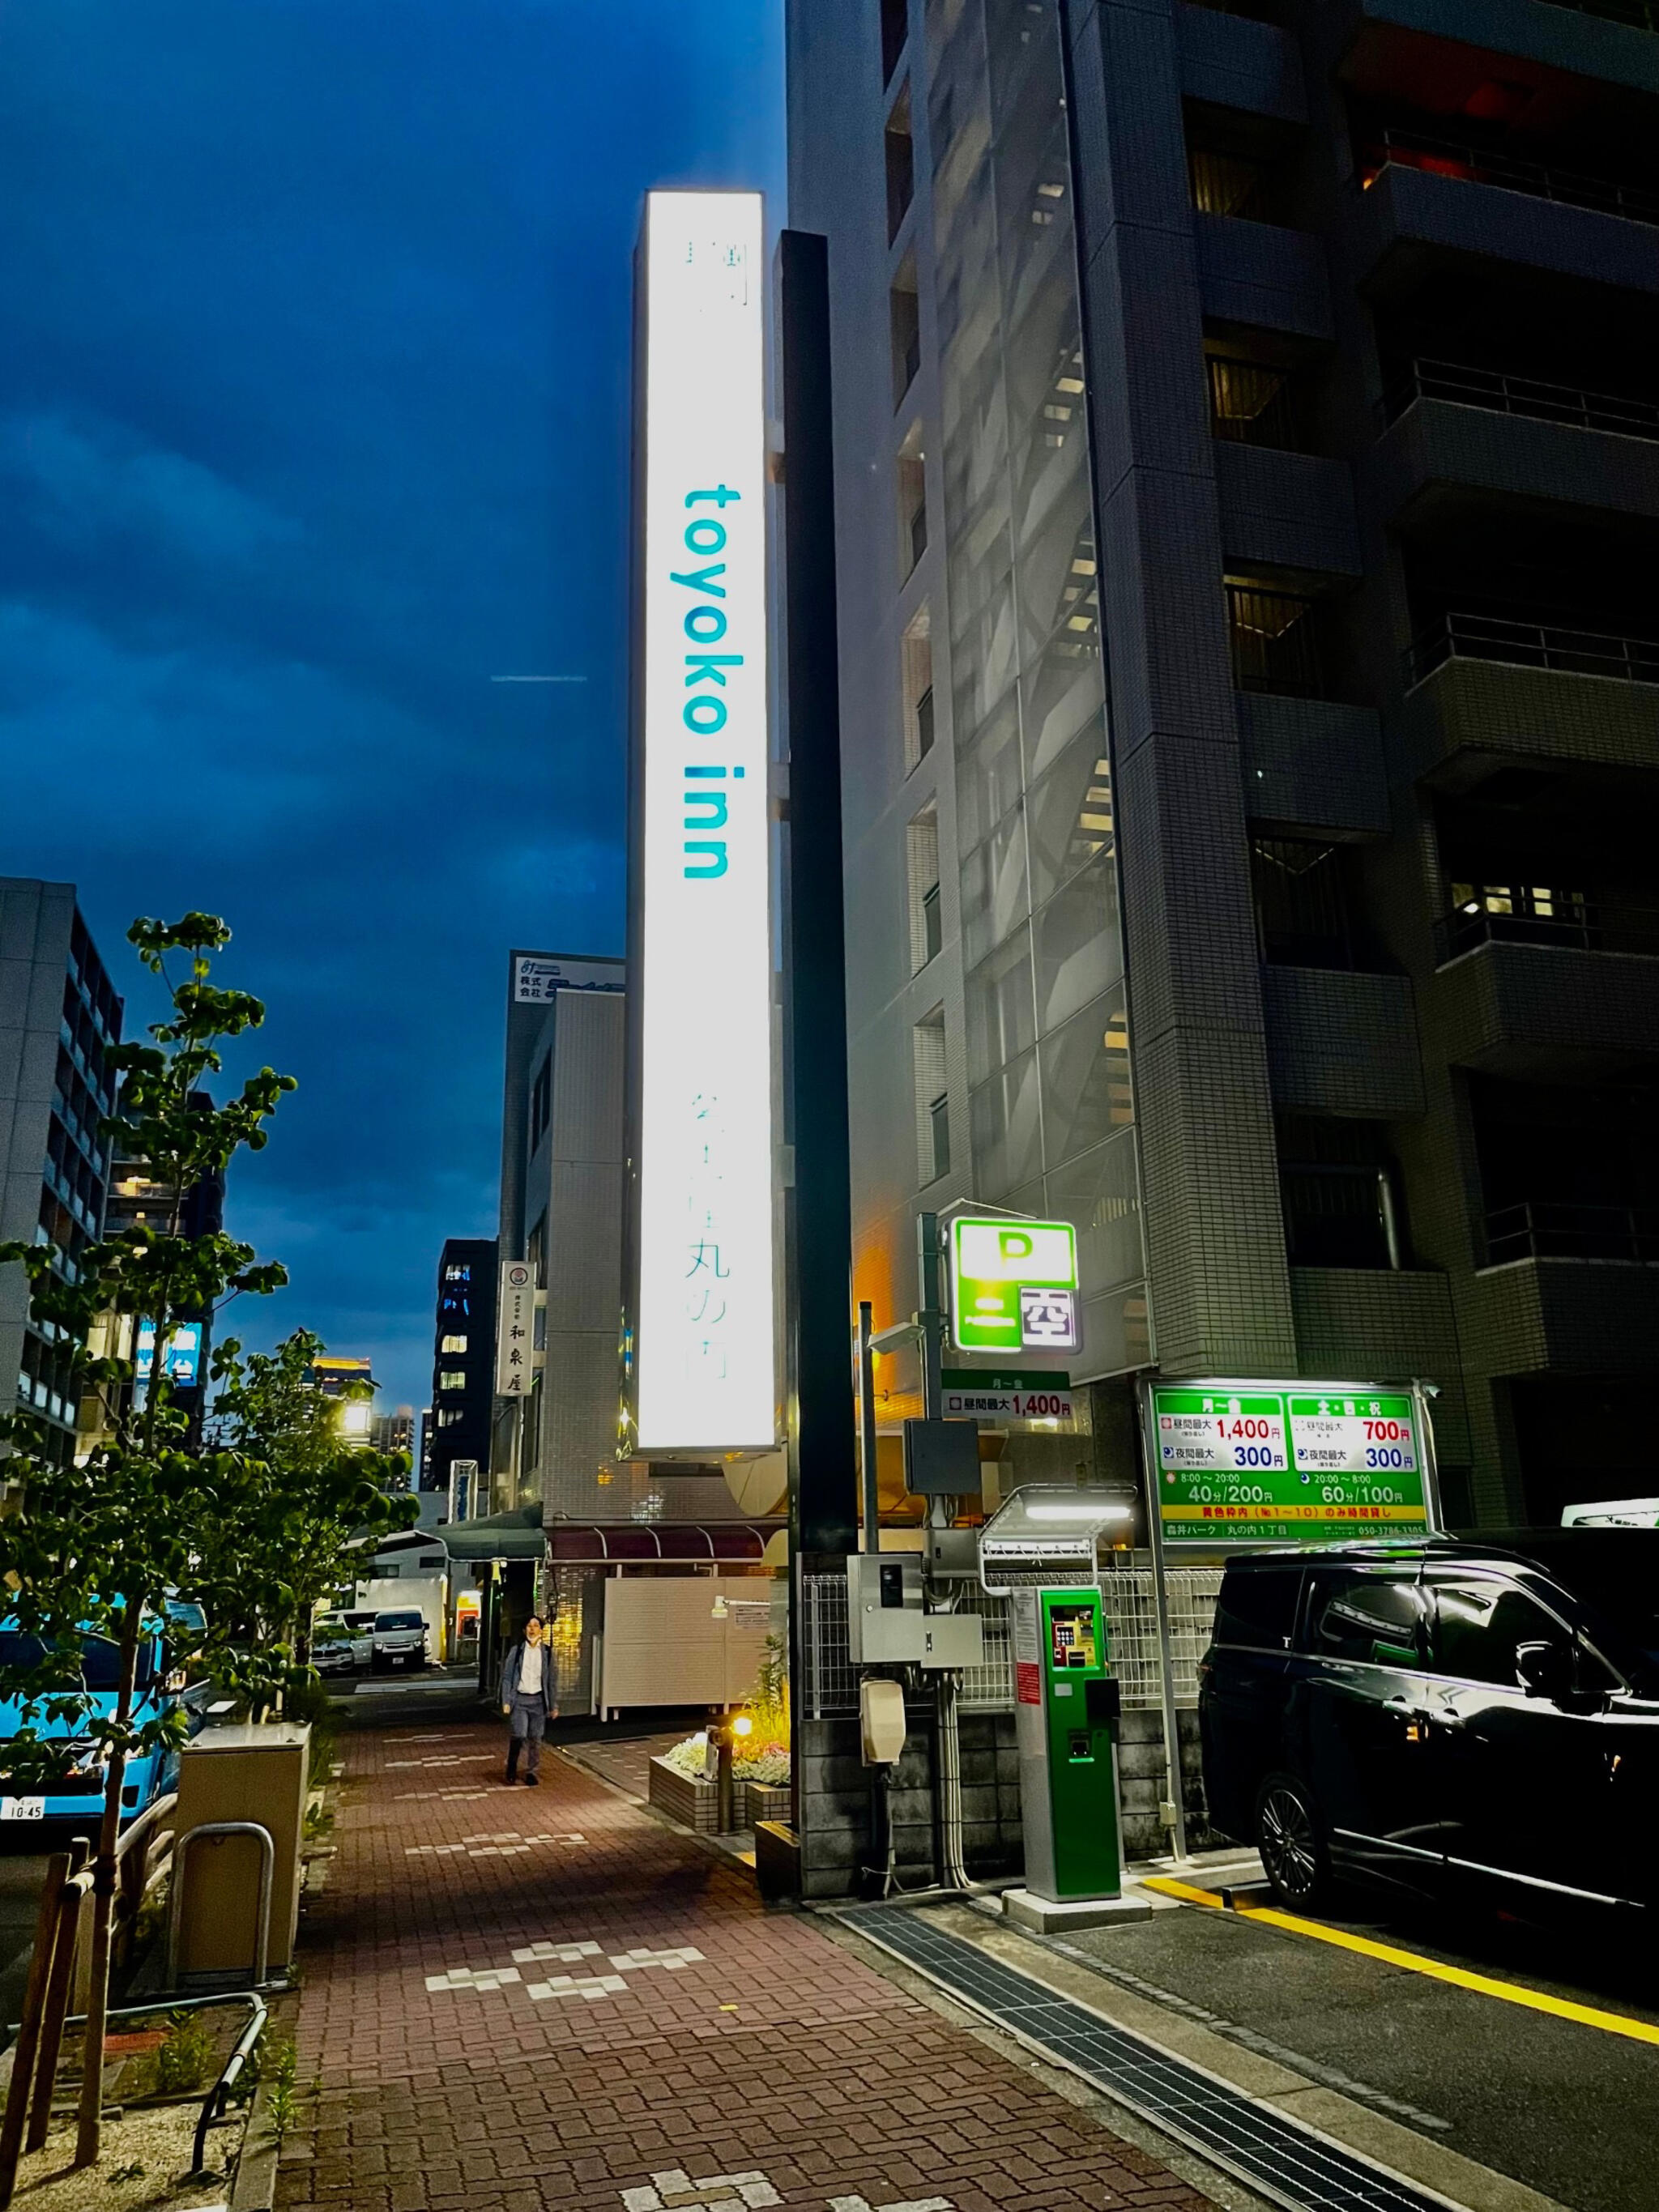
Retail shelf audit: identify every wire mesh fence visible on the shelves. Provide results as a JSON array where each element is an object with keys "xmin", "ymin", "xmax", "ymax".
[{"xmin": 800, "ymin": 1564, "xmax": 1224, "ymax": 1718}]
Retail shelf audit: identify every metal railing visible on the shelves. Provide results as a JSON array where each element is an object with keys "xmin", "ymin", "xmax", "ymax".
[
  {"xmin": 1405, "ymin": 610, "xmax": 1659, "ymax": 690},
  {"xmin": 1435, "ymin": 889, "xmax": 1659, "ymax": 964},
  {"xmin": 800, "ymin": 1566, "xmax": 1222, "ymax": 1717},
  {"xmin": 1542, "ymin": 0, "xmax": 1659, "ymax": 28},
  {"xmin": 1362, "ymin": 126, "xmax": 1659, "ymax": 228},
  {"xmin": 1485, "ymin": 1200, "xmax": 1659, "ymax": 1266},
  {"xmin": 1382, "ymin": 357, "xmax": 1659, "ymax": 442}
]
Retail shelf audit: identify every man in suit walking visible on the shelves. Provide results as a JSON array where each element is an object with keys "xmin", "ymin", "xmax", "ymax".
[{"xmin": 501, "ymin": 1614, "xmax": 558, "ymax": 1784}]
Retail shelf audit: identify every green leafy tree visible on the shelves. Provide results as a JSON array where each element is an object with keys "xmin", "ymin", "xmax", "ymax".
[
  {"xmin": 0, "ymin": 914, "xmax": 294, "ymax": 2167},
  {"xmin": 202, "ymin": 1328, "xmax": 416, "ymax": 1689}
]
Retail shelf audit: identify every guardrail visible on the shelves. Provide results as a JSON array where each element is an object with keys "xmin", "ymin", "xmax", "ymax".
[
  {"xmin": 1433, "ymin": 890, "xmax": 1659, "ymax": 964},
  {"xmin": 1405, "ymin": 611, "xmax": 1659, "ymax": 690},
  {"xmin": 1382, "ymin": 356, "xmax": 1659, "ymax": 441},
  {"xmin": 1361, "ymin": 126, "xmax": 1659, "ymax": 228},
  {"xmin": 1485, "ymin": 1200, "xmax": 1659, "ymax": 1266}
]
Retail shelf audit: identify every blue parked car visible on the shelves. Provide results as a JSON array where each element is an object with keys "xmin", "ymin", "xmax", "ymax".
[{"xmin": 0, "ymin": 1611, "xmax": 210, "ymax": 1846}]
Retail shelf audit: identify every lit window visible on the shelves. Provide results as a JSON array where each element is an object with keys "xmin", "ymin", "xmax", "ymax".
[
  {"xmin": 439, "ymin": 1369, "xmax": 467, "ymax": 1392},
  {"xmin": 440, "ymin": 1333, "xmax": 468, "ymax": 1354}
]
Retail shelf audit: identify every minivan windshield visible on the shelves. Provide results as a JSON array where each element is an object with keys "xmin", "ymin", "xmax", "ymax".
[
  {"xmin": 375, "ymin": 1611, "xmax": 424, "ymax": 1631},
  {"xmin": 1504, "ymin": 1532, "xmax": 1659, "ymax": 1693}
]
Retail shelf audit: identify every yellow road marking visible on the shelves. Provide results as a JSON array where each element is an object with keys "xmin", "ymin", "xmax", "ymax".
[{"xmin": 1140, "ymin": 1876, "xmax": 1659, "ymax": 2048}]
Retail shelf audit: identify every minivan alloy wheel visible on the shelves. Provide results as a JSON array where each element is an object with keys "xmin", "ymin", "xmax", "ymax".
[{"xmin": 1257, "ymin": 1777, "xmax": 1325, "ymax": 1909}]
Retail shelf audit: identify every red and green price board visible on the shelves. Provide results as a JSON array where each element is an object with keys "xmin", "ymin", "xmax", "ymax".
[{"xmin": 1150, "ymin": 1384, "xmax": 1431, "ymax": 1545}]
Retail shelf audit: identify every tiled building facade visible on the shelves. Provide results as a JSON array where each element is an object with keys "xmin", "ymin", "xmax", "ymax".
[{"xmin": 791, "ymin": 0, "xmax": 1659, "ymax": 1524}]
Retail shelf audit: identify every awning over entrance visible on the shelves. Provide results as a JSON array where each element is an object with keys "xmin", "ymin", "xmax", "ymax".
[
  {"xmin": 437, "ymin": 1502, "xmax": 544, "ymax": 1563},
  {"xmin": 548, "ymin": 1521, "xmax": 782, "ymax": 1562}
]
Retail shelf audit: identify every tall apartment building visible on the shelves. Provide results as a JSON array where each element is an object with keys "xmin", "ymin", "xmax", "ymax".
[
  {"xmin": 426, "ymin": 1242, "xmax": 497, "ymax": 1502},
  {"xmin": 0, "ymin": 880, "xmax": 122, "ymax": 1466},
  {"xmin": 497, "ymin": 951, "xmax": 625, "ymax": 1518},
  {"xmin": 789, "ymin": 0, "xmax": 1659, "ymax": 1524}
]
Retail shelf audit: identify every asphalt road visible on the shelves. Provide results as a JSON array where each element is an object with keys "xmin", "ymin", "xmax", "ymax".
[{"xmin": 1062, "ymin": 1882, "xmax": 1659, "ymax": 2212}]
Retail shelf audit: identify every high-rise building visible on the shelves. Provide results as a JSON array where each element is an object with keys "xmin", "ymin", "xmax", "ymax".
[
  {"xmin": 309, "ymin": 1353, "xmax": 377, "ymax": 1442},
  {"xmin": 789, "ymin": 0, "xmax": 1659, "ymax": 1525},
  {"xmin": 370, "ymin": 1404, "xmax": 416, "ymax": 1461},
  {"xmin": 497, "ymin": 950, "xmax": 625, "ymax": 1516},
  {"xmin": 0, "ymin": 880, "xmax": 122, "ymax": 1468},
  {"xmin": 426, "ymin": 1243, "xmax": 496, "ymax": 1502}
]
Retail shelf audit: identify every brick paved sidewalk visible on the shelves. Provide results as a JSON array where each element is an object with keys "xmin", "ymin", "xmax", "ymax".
[{"xmin": 276, "ymin": 1714, "xmax": 1213, "ymax": 2212}]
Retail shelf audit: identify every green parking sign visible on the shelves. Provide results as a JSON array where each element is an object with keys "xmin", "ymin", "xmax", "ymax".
[{"xmin": 948, "ymin": 1218, "xmax": 1079, "ymax": 1354}]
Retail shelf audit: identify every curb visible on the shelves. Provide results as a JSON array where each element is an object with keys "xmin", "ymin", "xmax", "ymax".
[{"xmin": 227, "ymin": 2075, "xmax": 279, "ymax": 2212}]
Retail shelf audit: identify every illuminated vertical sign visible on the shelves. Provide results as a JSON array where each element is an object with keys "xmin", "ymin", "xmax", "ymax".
[{"xmin": 635, "ymin": 190, "xmax": 777, "ymax": 1451}]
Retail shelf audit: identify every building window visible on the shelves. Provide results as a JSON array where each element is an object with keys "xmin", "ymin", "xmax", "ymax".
[
  {"xmin": 439, "ymin": 1369, "xmax": 467, "ymax": 1392},
  {"xmin": 440, "ymin": 1333, "xmax": 467, "ymax": 1354},
  {"xmin": 1206, "ymin": 352, "xmax": 1300, "ymax": 450},
  {"xmin": 880, "ymin": 0, "xmax": 906, "ymax": 85},
  {"xmin": 898, "ymin": 425, "xmax": 927, "ymax": 580},
  {"xmin": 891, "ymin": 262, "xmax": 920, "ymax": 408},
  {"xmin": 913, "ymin": 1011, "xmax": 950, "ymax": 1186},
  {"xmin": 530, "ymin": 1051, "xmax": 552, "ymax": 1149},
  {"xmin": 1226, "ymin": 581, "xmax": 1324, "ymax": 697},
  {"xmin": 528, "ymin": 1215, "xmax": 547, "ymax": 1290},
  {"xmin": 1188, "ymin": 142, "xmax": 1272, "ymax": 222},
  {"xmin": 885, "ymin": 83, "xmax": 915, "ymax": 241},
  {"xmin": 906, "ymin": 809, "xmax": 941, "ymax": 972},
  {"xmin": 437, "ymin": 1408, "xmax": 464, "ymax": 1428},
  {"xmin": 1277, "ymin": 1117, "xmax": 1402, "ymax": 1270},
  {"xmin": 902, "ymin": 607, "xmax": 933, "ymax": 771},
  {"xmin": 1251, "ymin": 839, "xmax": 1354, "ymax": 968}
]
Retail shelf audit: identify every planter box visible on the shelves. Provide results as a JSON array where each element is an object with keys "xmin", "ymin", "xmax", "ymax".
[
  {"xmin": 647, "ymin": 1754, "xmax": 719, "ymax": 1835},
  {"xmin": 742, "ymin": 1780, "xmax": 792, "ymax": 1829}
]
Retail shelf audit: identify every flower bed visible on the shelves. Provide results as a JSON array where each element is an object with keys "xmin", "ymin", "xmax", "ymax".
[
  {"xmin": 743, "ymin": 1780, "xmax": 792, "ymax": 1828},
  {"xmin": 647, "ymin": 1754, "xmax": 720, "ymax": 1835}
]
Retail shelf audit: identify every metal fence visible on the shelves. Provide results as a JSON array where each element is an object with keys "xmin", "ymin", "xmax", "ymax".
[{"xmin": 800, "ymin": 1565, "xmax": 1224, "ymax": 1719}]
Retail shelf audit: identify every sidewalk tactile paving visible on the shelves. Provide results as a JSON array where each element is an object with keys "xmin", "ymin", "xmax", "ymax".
[{"xmin": 275, "ymin": 1714, "xmax": 1215, "ymax": 2212}]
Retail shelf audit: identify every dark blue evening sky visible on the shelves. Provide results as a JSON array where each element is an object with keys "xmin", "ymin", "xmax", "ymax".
[{"xmin": 0, "ymin": 2, "xmax": 785, "ymax": 1413}]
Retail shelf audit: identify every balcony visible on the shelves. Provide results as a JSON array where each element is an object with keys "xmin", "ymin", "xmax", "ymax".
[
  {"xmin": 1383, "ymin": 359, "xmax": 1659, "ymax": 443},
  {"xmin": 1214, "ymin": 442, "xmax": 1361, "ymax": 576},
  {"xmin": 1350, "ymin": 160, "xmax": 1659, "ymax": 305},
  {"xmin": 1175, "ymin": 2, "xmax": 1307, "ymax": 123},
  {"xmin": 1360, "ymin": 127, "xmax": 1659, "ymax": 229},
  {"xmin": 1236, "ymin": 693, "xmax": 1390, "ymax": 836},
  {"xmin": 1264, "ymin": 965, "xmax": 1425, "ymax": 1116},
  {"xmin": 1372, "ymin": 362, "xmax": 1659, "ymax": 528},
  {"xmin": 1406, "ymin": 611, "xmax": 1659, "ymax": 691},
  {"xmin": 1194, "ymin": 211, "xmax": 1333, "ymax": 339},
  {"xmin": 1435, "ymin": 887, "xmax": 1659, "ymax": 963},
  {"xmin": 1426, "ymin": 906, "xmax": 1659, "ymax": 1076},
  {"xmin": 1485, "ymin": 1200, "xmax": 1659, "ymax": 1266},
  {"xmin": 1470, "ymin": 1243, "xmax": 1659, "ymax": 1375},
  {"xmin": 1397, "ymin": 634, "xmax": 1659, "ymax": 787},
  {"xmin": 1333, "ymin": 0, "xmax": 1659, "ymax": 101}
]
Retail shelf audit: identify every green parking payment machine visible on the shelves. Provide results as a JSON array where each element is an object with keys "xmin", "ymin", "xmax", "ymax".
[{"xmin": 1010, "ymin": 1585, "xmax": 1127, "ymax": 1907}]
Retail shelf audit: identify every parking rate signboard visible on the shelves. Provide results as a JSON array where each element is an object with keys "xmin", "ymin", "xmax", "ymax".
[{"xmin": 1146, "ymin": 1382, "xmax": 1434, "ymax": 1544}]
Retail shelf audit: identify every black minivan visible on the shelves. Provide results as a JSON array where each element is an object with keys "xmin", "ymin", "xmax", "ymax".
[{"xmin": 1199, "ymin": 1531, "xmax": 1659, "ymax": 1916}]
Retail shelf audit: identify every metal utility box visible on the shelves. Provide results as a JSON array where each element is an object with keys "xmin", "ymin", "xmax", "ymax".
[
  {"xmin": 174, "ymin": 1721, "xmax": 309, "ymax": 1985},
  {"xmin": 845, "ymin": 1555, "xmax": 985, "ymax": 1669},
  {"xmin": 902, "ymin": 1417, "xmax": 980, "ymax": 1497}
]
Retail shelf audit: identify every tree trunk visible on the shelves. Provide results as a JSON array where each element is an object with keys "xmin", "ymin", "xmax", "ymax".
[{"xmin": 74, "ymin": 1613, "xmax": 139, "ymax": 2169}]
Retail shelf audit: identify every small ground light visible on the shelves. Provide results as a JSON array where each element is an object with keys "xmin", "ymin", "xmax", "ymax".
[{"xmin": 731, "ymin": 1714, "xmax": 753, "ymax": 1738}]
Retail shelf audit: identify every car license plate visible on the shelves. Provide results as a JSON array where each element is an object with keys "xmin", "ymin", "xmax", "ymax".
[{"xmin": 0, "ymin": 1797, "xmax": 45, "ymax": 1821}]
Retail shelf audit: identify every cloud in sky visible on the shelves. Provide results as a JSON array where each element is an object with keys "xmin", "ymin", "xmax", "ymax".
[{"xmin": 0, "ymin": 0, "xmax": 785, "ymax": 1409}]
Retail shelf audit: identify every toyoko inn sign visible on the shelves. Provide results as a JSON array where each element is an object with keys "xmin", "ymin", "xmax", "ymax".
[{"xmin": 633, "ymin": 190, "xmax": 778, "ymax": 1453}]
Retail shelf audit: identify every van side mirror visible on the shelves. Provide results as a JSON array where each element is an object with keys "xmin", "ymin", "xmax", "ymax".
[{"xmin": 1516, "ymin": 1640, "xmax": 1572, "ymax": 1701}]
